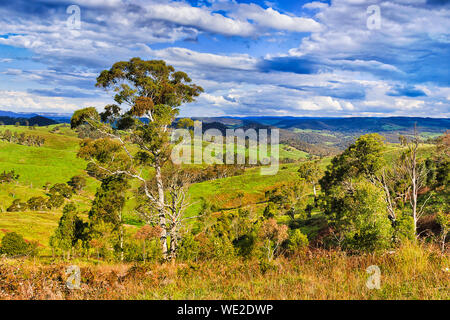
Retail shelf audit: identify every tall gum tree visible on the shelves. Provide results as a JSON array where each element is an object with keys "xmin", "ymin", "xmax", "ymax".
[{"xmin": 72, "ymin": 58, "xmax": 203, "ymax": 259}]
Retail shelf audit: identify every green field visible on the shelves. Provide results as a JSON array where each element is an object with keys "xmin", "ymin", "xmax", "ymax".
[
  {"xmin": 0, "ymin": 125, "xmax": 441, "ymax": 250},
  {"xmin": 0, "ymin": 125, "xmax": 313, "ymax": 249}
]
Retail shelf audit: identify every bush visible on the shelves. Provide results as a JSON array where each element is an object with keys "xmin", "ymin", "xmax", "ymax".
[
  {"xmin": 393, "ymin": 213, "xmax": 415, "ymax": 243},
  {"xmin": 263, "ymin": 202, "xmax": 278, "ymax": 219},
  {"xmin": 328, "ymin": 182, "xmax": 393, "ymax": 252},
  {"xmin": 145, "ymin": 239, "xmax": 163, "ymax": 262},
  {"xmin": 67, "ymin": 175, "xmax": 87, "ymax": 193},
  {"xmin": 259, "ymin": 260, "xmax": 278, "ymax": 274},
  {"xmin": 1, "ymin": 232, "xmax": 29, "ymax": 256},
  {"xmin": 177, "ymin": 233, "xmax": 201, "ymax": 261},
  {"xmin": 49, "ymin": 183, "xmax": 73, "ymax": 199},
  {"xmin": 27, "ymin": 196, "xmax": 48, "ymax": 211},
  {"xmin": 121, "ymin": 238, "xmax": 142, "ymax": 262},
  {"xmin": 233, "ymin": 232, "xmax": 258, "ymax": 259},
  {"xmin": 197, "ymin": 233, "xmax": 236, "ymax": 261},
  {"xmin": 287, "ymin": 229, "xmax": 309, "ymax": 252},
  {"xmin": 47, "ymin": 193, "xmax": 65, "ymax": 209},
  {"xmin": 209, "ymin": 235, "xmax": 236, "ymax": 261},
  {"xmin": 0, "ymin": 170, "xmax": 19, "ymax": 183},
  {"xmin": 27, "ymin": 240, "xmax": 40, "ymax": 257},
  {"xmin": 7, "ymin": 199, "xmax": 27, "ymax": 212}
]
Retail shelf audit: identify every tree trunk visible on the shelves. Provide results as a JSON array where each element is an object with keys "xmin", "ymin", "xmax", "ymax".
[
  {"xmin": 155, "ymin": 165, "xmax": 168, "ymax": 259},
  {"xmin": 313, "ymin": 184, "xmax": 317, "ymax": 197},
  {"xmin": 442, "ymin": 234, "xmax": 446, "ymax": 253},
  {"xmin": 120, "ymin": 226, "xmax": 124, "ymax": 262},
  {"xmin": 119, "ymin": 212, "xmax": 124, "ymax": 262},
  {"xmin": 411, "ymin": 142, "xmax": 418, "ymax": 236},
  {"xmin": 169, "ymin": 226, "xmax": 178, "ymax": 260}
]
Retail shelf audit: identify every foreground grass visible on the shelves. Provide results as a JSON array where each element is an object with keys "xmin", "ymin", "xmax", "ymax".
[{"xmin": 0, "ymin": 242, "xmax": 448, "ymax": 300}]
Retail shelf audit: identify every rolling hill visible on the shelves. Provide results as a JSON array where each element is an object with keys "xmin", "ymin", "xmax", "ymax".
[{"xmin": 0, "ymin": 122, "xmax": 440, "ymax": 253}]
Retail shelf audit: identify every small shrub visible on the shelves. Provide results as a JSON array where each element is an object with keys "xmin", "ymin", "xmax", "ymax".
[
  {"xmin": 49, "ymin": 183, "xmax": 73, "ymax": 199},
  {"xmin": 47, "ymin": 193, "xmax": 65, "ymax": 209},
  {"xmin": 393, "ymin": 213, "xmax": 415, "ymax": 243},
  {"xmin": 27, "ymin": 196, "xmax": 48, "ymax": 211},
  {"xmin": 7, "ymin": 199, "xmax": 27, "ymax": 212},
  {"xmin": 67, "ymin": 175, "xmax": 87, "ymax": 193},
  {"xmin": 27, "ymin": 240, "xmax": 40, "ymax": 257},
  {"xmin": 263, "ymin": 202, "xmax": 278, "ymax": 219},
  {"xmin": 287, "ymin": 229, "xmax": 309, "ymax": 253},
  {"xmin": 198, "ymin": 233, "xmax": 236, "ymax": 261},
  {"xmin": 177, "ymin": 233, "xmax": 201, "ymax": 261},
  {"xmin": 0, "ymin": 170, "xmax": 19, "ymax": 183},
  {"xmin": 234, "ymin": 233, "xmax": 258, "ymax": 259},
  {"xmin": 258, "ymin": 260, "xmax": 278, "ymax": 274},
  {"xmin": 1, "ymin": 232, "xmax": 29, "ymax": 256},
  {"xmin": 121, "ymin": 238, "xmax": 142, "ymax": 262}
]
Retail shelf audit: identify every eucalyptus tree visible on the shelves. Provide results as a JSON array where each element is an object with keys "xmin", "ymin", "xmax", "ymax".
[
  {"xmin": 72, "ymin": 58, "xmax": 203, "ymax": 259},
  {"xmin": 89, "ymin": 175, "xmax": 129, "ymax": 261},
  {"xmin": 298, "ymin": 160, "xmax": 322, "ymax": 197}
]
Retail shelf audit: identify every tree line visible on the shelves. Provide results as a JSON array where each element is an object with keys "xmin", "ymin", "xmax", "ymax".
[
  {"xmin": 0, "ymin": 129, "xmax": 45, "ymax": 147},
  {"xmin": 5, "ymin": 176, "xmax": 86, "ymax": 213}
]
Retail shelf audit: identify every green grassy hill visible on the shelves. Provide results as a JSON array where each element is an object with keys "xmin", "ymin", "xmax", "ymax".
[
  {"xmin": 0, "ymin": 125, "xmax": 97, "ymax": 249},
  {"xmin": 0, "ymin": 125, "xmax": 311, "ymax": 250},
  {"xmin": 0, "ymin": 124, "xmax": 439, "ymax": 254}
]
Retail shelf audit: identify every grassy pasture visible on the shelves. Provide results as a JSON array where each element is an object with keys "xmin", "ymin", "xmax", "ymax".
[{"xmin": 0, "ymin": 125, "xmax": 440, "ymax": 253}]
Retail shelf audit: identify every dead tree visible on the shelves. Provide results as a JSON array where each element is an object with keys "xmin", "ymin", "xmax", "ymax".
[{"xmin": 400, "ymin": 125, "xmax": 431, "ymax": 236}]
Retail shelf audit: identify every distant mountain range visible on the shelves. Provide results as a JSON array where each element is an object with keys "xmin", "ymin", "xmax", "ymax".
[
  {"xmin": 2, "ymin": 110, "xmax": 447, "ymax": 133},
  {"xmin": 1, "ymin": 110, "xmax": 448, "ymax": 155},
  {"xmin": 191, "ymin": 116, "xmax": 449, "ymax": 156},
  {"xmin": 0, "ymin": 110, "xmax": 39, "ymax": 118},
  {"xmin": 0, "ymin": 110, "xmax": 71, "ymax": 123},
  {"xmin": 193, "ymin": 116, "xmax": 450, "ymax": 133},
  {"xmin": 0, "ymin": 115, "xmax": 58, "ymax": 126}
]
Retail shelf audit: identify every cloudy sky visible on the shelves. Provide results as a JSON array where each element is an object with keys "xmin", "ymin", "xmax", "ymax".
[{"xmin": 0, "ymin": 0, "xmax": 449, "ymax": 117}]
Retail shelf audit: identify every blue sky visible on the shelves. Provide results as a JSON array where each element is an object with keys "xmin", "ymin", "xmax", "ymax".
[{"xmin": 0, "ymin": 0, "xmax": 449, "ymax": 117}]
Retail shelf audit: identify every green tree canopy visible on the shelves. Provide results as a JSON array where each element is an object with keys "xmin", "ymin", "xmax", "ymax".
[
  {"xmin": 70, "ymin": 107, "xmax": 99, "ymax": 129},
  {"xmin": 327, "ymin": 181, "xmax": 393, "ymax": 252},
  {"xmin": 298, "ymin": 160, "xmax": 323, "ymax": 196},
  {"xmin": 1, "ymin": 232, "xmax": 29, "ymax": 256},
  {"xmin": 176, "ymin": 118, "xmax": 194, "ymax": 129},
  {"xmin": 320, "ymin": 133, "xmax": 386, "ymax": 193},
  {"xmin": 50, "ymin": 204, "xmax": 88, "ymax": 256}
]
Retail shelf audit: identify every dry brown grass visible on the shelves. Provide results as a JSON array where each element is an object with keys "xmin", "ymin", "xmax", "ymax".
[{"xmin": 0, "ymin": 242, "xmax": 448, "ymax": 300}]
